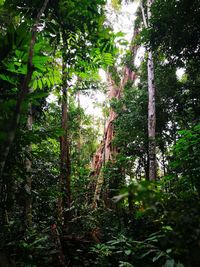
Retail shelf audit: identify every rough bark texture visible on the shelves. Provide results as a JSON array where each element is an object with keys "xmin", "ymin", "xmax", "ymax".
[
  {"xmin": 147, "ymin": 51, "xmax": 156, "ymax": 180},
  {"xmin": 147, "ymin": 0, "xmax": 156, "ymax": 180},
  {"xmin": 0, "ymin": 0, "xmax": 49, "ymax": 177}
]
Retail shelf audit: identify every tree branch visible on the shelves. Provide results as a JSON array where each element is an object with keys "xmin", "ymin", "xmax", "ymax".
[{"xmin": 140, "ymin": 2, "xmax": 148, "ymax": 28}]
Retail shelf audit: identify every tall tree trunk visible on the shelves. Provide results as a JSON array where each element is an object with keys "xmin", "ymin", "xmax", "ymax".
[
  {"xmin": 77, "ymin": 90, "xmax": 81, "ymax": 178},
  {"xmin": 141, "ymin": 0, "xmax": 156, "ymax": 180},
  {"xmin": 0, "ymin": 0, "xmax": 49, "ymax": 177},
  {"xmin": 91, "ymin": 24, "xmax": 139, "ymax": 208},
  {"xmin": 147, "ymin": 0, "xmax": 156, "ymax": 180},
  {"xmin": 91, "ymin": 67, "xmax": 136, "ymax": 209},
  {"xmin": 147, "ymin": 50, "xmax": 156, "ymax": 180},
  {"xmin": 58, "ymin": 59, "xmax": 71, "ymax": 224}
]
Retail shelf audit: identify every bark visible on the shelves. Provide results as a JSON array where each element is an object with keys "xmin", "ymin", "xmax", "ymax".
[
  {"xmin": 147, "ymin": 0, "xmax": 156, "ymax": 180},
  {"xmin": 0, "ymin": 0, "xmax": 49, "ymax": 177},
  {"xmin": 58, "ymin": 59, "xmax": 71, "ymax": 224},
  {"xmin": 147, "ymin": 50, "xmax": 156, "ymax": 180},
  {"xmin": 141, "ymin": 0, "xmax": 156, "ymax": 180}
]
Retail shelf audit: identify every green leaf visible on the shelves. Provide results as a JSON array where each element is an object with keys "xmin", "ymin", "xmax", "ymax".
[
  {"xmin": 103, "ymin": 52, "xmax": 113, "ymax": 66},
  {"xmin": 152, "ymin": 251, "xmax": 165, "ymax": 262},
  {"xmin": 49, "ymin": 76, "xmax": 54, "ymax": 85},
  {"xmin": 0, "ymin": 74, "xmax": 15, "ymax": 84},
  {"xmin": 42, "ymin": 77, "xmax": 47, "ymax": 86},
  {"xmin": 115, "ymin": 31, "xmax": 125, "ymax": 38},
  {"xmin": 38, "ymin": 79, "xmax": 43, "ymax": 89},
  {"xmin": 119, "ymin": 262, "xmax": 135, "ymax": 267},
  {"xmin": 124, "ymin": 250, "xmax": 132, "ymax": 256},
  {"xmin": 166, "ymin": 249, "xmax": 172, "ymax": 254},
  {"xmin": 46, "ymin": 78, "xmax": 51, "ymax": 88},
  {"xmin": 140, "ymin": 249, "xmax": 158, "ymax": 259},
  {"xmin": 18, "ymin": 64, "xmax": 27, "ymax": 74},
  {"xmin": 33, "ymin": 80, "xmax": 38, "ymax": 90},
  {"xmin": 162, "ymin": 226, "xmax": 173, "ymax": 231}
]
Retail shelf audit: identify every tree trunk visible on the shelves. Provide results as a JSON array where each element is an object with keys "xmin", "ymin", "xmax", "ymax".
[
  {"xmin": 91, "ymin": 24, "xmax": 139, "ymax": 208},
  {"xmin": 77, "ymin": 90, "xmax": 81, "ymax": 178},
  {"xmin": 58, "ymin": 59, "xmax": 71, "ymax": 224},
  {"xmin": 147, "ymin": 0, "xmax": 156, "ymax": 180},
  {"xmin": 0, "ymin": 0, "xmax": 49, "ymax": 177},
  {"xmin": 141, "ymin": 0, "xmax": 156, "ymax": 180},
  {"xmin": 91, "ymin": 67, "xmax": 136, "ymax": 208}
]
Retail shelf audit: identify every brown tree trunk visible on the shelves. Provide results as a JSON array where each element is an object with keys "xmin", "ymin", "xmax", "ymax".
[
  {"xmin": 0, "ymin": 0, "xmax": 49, "ymax": 177},
  {"xmin": 58, "ymin": 59, "xmax": 71, "ymax": 224}
]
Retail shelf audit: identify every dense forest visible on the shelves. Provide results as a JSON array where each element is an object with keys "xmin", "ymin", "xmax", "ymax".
[{"xmin": 0, "ymin": 0, "xmax": 200, "ymax": 266}]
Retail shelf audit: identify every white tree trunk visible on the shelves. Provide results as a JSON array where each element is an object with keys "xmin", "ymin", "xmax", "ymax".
[
  {"xmin": 147, "ymin": 50, "xmax": 156, "ymax": 180},
  {"xmin": 142, "ymin": 0, "xmax": 156, "ymax": 180},
  {"xmin": 147, "ymin": 0, "xmax": 156, "ymax": 180}
]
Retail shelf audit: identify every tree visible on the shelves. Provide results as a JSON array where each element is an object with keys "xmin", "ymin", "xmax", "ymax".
[
  {"xmin": 0, "ymin": 0, "xmax": 50, "ymax": 176},
  {"xmin": 140, "ymin": 0, "xmax": 156, "ymax": 180}
]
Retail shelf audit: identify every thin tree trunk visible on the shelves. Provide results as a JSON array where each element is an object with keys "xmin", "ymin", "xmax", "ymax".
[
  {"xmin": 58, "ymin": 58, "xmax": 71, "ymax": 224},
  {"xmin": 77, "ymin": 90, "xmax": 81, "ymax": 178},
  {"xmin": 0, "ymin": 0, "xmax": 49, "ymax": 177},
  {"xmin": 141, "ymin": 0, "xmax": 156, "ymax": 180},
  {"xmin": 147, "ymin": 50, "xmax": 156, "ymax": 180},
  {"xmin": 147, "ymin": 0, "xmax": 156, "ymax": 180},
  {"xmin": 62, "ymin": 87, "xmax": 71, "ymax": 209}
]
